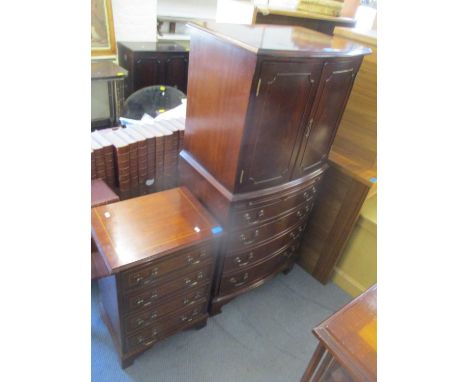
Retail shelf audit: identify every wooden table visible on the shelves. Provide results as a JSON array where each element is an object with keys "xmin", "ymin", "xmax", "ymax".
[{"xmin": 301, "ymin": 285, "xmax": 377, "ymax": 381}]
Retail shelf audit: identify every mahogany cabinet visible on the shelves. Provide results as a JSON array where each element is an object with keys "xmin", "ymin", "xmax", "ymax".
[
  {"xmin": 180, "ymin": 23, "xmax": 370, "ymax": 314},
  {"xmin": 117, "ymin": 41, "xmax": 189, "ymax": 99},
  {"xmin": 92, "ymin": 187, "xmax": 222, "ymax": 368}
]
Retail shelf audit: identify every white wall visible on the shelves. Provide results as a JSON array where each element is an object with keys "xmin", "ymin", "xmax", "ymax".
[{"xmin": 112, "ymin": 0, "xmax": 158, "ymax": 42}]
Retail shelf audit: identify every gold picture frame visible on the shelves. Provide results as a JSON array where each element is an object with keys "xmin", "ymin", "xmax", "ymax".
[{"xmin": 91, "ymin": 0, "xmax": 116, "ymax": 56}]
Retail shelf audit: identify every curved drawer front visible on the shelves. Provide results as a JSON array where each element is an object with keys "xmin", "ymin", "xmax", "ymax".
[
  {"xmin": 124, "ymin": 284, "xmax": 210, "ymax": 334},
  {"xmin": 227, "ymin": 201, "xmax": 313, "ymax": 252},
  {"xmin": 121, "ymin": 244, "xmax": 213, "ymax": 291},
  {"xmin": 230, "ymin": 178, "xmax": 321, "ymax": 229},
  {"xmin": 123, "ymin": 263, "xmax": 213, "ymax": 313},
  {"xmin": 233, "ymin": 174, "xmax": 322, "ymax": 211},
  {"xmin": 219, "ymin": 244, "xmax": 295, "ymax": 296},
  {"xmin": 125, "ymin": 301, "xmax": 206, "ymax": 352},
  {"xmin": 223, "ymin": 223, "xmax": 305, "ymax": 274}
]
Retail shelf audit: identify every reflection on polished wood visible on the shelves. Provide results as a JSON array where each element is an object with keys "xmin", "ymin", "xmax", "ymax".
[
  {"xmin": 91, "ymin": 187, "xmax": 220, "ymax": 273},
  {"xmin": 301, "ymin": 285, "xmax": 377, "ymax": 381},
  {"xmin": 253, "ymin": 6, "xmax": 356, "ymax": 36},
  {"xmin": 191, "ymin": 22, "xmax": 369, "ymax": 58}
]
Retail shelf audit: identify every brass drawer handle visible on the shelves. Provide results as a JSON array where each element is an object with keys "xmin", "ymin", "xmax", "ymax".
[
  {"xmin": 187, "ymin": 255, "xmax": 201, "ymax": 265},
  {"xmin": 180, "ymin": 309, "xmax": 200, "ymax": 322},
  {"xmin": 134, "ymin": 275, "xmax": 143, "ymax": 284},
  {"xmin": 240, "ymin": 229, "xmax": 259, "ymax": 245},
  {"xmin": 235, "ymin": 252, "xmax": 254, "ymax": 267},
  {"xmin": 304, "ymin": 187, "xmax": 317, "ymax": 200},
  {"xmin": 138, "ymin": 332, "xmax": 158, "ymax": 346},
  {"xmin": 243, "ymin": 209, "xmax": 265, "ymax": 224},
  {"xmin": 185, "ymin": 278, "xmax": 199, "ymax": 288},
  {"xmin": 183, "ymin": 297, "xmax": 193, "ymax": 305},
  {"xmin": 290, "ymin": 231, "xmax": 300, "ymax": 240},
  {"xmin": 150, "ymin": 312, "xmax": 158, "ymax": 320},
  {"xmin": 136, "ymin": 318, "xmax": 145, "ymax": 326},
  {"xmin": 230, "ymin": 273, "xmax": 249, "ymax": 287}
]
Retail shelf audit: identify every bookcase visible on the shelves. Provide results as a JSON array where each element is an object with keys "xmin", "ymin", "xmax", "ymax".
[{"xmin": 179, "ymin": 22, "xmax": 370, "ymax": 314}]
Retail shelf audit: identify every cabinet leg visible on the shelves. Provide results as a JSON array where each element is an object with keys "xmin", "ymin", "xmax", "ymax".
[
  {"xmin": 193, "ymin": 319, "xmax": 207, "ymax": 330},
  {"xmin": 121, "ymin": 356, "xmax": 135, "ymax": 369},
  {"xmin": 208, "ymin": 301, "xmax": 223, "ymax": 316},
  {"xmin": 283, "ymin": 263, "xmax": 294, "ymax": 275}
]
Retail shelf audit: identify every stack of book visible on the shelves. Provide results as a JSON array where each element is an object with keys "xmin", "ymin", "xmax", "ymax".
[
  {"xmin": 296, "ymin": 0, "xmax": 344, "ymax": 17},
  {"xmin": 91, "ymin": 117, "xmax": 185, "ymax": 199}
]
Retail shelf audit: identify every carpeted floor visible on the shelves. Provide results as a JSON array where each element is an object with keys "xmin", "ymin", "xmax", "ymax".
[{"xmin": 91, "ymin": 265, "xmax": 351, "ymax": 382}]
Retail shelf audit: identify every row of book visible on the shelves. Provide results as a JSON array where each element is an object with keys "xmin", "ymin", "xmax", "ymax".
[{"xmin": 91, "ymin": 117, "xmax": 185, "ymax": 198}]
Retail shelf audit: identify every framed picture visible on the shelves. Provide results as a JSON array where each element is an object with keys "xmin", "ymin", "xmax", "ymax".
[{"xmin": 91, "ymin": 0, "xmax": 116, "ymax": 56}]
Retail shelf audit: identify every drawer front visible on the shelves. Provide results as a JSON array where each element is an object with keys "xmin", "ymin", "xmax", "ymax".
[
  {"xmin": 125, "ymin": 301, "xmax": 207, "ymax": 352},
  {"xmin": 231, "ymin": 179, "xmax": 321, "ymax": 229},
  {"xmin": 123, "ymin": 264, "xmax": 213, "ymax": 313},
  {"xmin": 219, "ymin": 245, "xmax": 294, "ymax": 296},
  {"xmin": 124, "ymin": 284, "xmax": 210, "ymax": 334},
  {"xmin": 233, "ymin": 175, "xmax": 322, "ymax": 212},
  {"xmin": 223, "ymin": 224, "xmax": 305, "ymax": 274},
  {"xmin": 122, "ymin": 244, "xmax": 212, "ymax": 291},
  {"xmin": 228, "ymin": 201, "xmax": 313, "ymax": 251}
]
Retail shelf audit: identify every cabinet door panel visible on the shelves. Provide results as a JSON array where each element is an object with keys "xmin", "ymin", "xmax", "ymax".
[
  {"xmin": 295, "ymin": 59, "xmax": 361, "ymax": 176},
  {"xmin": 239, "ymin": 60, "xmax": 322, "ymax": 192},
  {"xmin": 134, "ymin": 57, "xmax": 164, "ymax": 92},
  {"xmin": 165, "ymin": 55, "xmax": 188, "ymax": 94}
]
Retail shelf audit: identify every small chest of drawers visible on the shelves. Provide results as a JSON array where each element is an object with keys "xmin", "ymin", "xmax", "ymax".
[{"xmin": 92, "ymin": 187, "xmax": 222, "ymax": 368}]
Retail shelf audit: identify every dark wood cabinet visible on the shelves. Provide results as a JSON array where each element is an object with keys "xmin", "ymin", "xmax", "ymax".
[
  {"xmin": 117, "ymin": 41, "xmax": 189, "ymax": 99},
  {"xmin": 180, "ymin": 23, "xmax": 370, "ymax": 314},
  {"xmin": 92, "ymin": 188, "xmax": 222, "ymax": 368}
]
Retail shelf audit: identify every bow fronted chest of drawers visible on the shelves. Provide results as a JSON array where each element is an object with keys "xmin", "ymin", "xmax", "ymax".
[
  {"xmin": 179, "ymin": 23, "xmax": 371, "ymax": 314},
  {"xmin": 92, "ymin": 187, "xmax": 222, "ymax": 368}
]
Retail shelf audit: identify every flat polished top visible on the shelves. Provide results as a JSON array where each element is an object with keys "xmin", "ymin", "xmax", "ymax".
[
  {"xmin": 91, "ymin": 187, "xmax": 221, "ymax": 273},
  {"xmin": 91, "ymin": 61, "xmax": 127, "ymax": 80},
  {"xmin": 188, "ymin": 22, "xmax": 371, "ymax": 58},
  {"xmin": 314, "ymin": 285, "xmax": 377, "ymax": 381},
  {"xmin": 118, "ymin": 41, "xmax": 187, "ymax": 52}
]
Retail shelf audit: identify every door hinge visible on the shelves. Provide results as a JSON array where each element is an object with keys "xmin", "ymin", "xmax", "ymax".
[
  {"xmin": 256, "ymin": 79, "xmax": 262, "ymax": 97},
  {"xmin": 239, "ymin": 170, "xmax": 245, "ymax": 184}
]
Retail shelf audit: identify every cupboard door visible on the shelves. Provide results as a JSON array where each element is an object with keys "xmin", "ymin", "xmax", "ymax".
[
  {"xmin": 165, "ymin": 55, "xmax": 189, "ymax": 94},
  {"xmin": 134, "ymin": 56, "xmax": 164, "ymax": 92},
  {"xmin": 294, "ymin": 59, "xmax": 361, "ymax": 177},
  {"xmin": 238, "ymin": 60, "xmax": 322, "ymax": 192}
]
